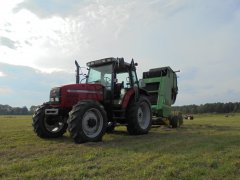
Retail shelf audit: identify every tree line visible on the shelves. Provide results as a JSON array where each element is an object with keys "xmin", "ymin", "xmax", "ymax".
[
  {"xmin": 0, "ymin": 104, "xmax": 38, "ymax": 115},
  {"xmin": 173, "ymin": 102, "xmax": 240, "ymax": 114},
  {"xmin": 0, "ymin": 102, "xmax": 240, "ymax": 115}
]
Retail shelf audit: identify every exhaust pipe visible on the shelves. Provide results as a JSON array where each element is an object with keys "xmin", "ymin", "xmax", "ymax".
[{"xmin": 75, "ymin": 60, "xmax": 80, "ymax": 84}]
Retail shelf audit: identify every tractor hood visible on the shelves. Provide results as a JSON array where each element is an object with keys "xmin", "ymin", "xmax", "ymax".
[{"xmin": 50, "ymin": 83, "xmax": 104, "ymax": 108}]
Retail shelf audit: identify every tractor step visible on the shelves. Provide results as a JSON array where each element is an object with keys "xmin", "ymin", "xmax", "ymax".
[{"xmin": 112, "ymin": 109, "xmax": 126, "ymax": 120}]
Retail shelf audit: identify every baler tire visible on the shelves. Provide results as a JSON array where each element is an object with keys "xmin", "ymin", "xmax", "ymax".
[
  {"xmin": 32, "ymin": 104, "xmax": 67, "ymax": 138},
  {"xmin": 67, "ymin": 101, "xmax": 107, "ymax": 144},
  {"xmin": 178, "ymin": 115, "xmax": 183, "ymax": 126},
  {"xmin": 127, "ymin": 96, "xmax": 152, "ymax": 135},
  {"xmin": 171, "ymin": 116, "xmax": 179, "ymax": 128}
]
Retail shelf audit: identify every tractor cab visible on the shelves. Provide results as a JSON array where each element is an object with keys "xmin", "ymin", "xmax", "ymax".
[{"xmin": 84, "ymin": 57, "xmax": 139, "ymax": 105}]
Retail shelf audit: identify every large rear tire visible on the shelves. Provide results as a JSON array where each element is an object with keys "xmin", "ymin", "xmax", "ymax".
[
  {"xmin": 67, "ymin": 101, "xmax": 107, "ymax": 143},
  {"xmin": 127, "ymin": 96, "xmax": 152, "ymax": 135},
  {"xmin": 32, "ymin": 104, "xmax": 68, "ymax": 138}
]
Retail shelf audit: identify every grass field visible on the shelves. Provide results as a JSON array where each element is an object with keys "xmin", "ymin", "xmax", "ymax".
[{"xmin": 0, "ymin": 114, "xmax": 240, "ymax": 179}]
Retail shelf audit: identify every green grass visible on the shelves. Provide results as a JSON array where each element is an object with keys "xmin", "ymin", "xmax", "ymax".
[{"xmin": 0, "ymin": 114, "xmax": 240, "ymax": 179}]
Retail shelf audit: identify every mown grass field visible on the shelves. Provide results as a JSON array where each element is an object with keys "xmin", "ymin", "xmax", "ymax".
[{"xmin": 0, "ymin": 114, "xmax": 240, "ymax": 180}]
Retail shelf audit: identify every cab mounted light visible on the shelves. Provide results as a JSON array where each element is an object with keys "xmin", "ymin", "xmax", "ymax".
[{"xmin": 86, "ymin": 57, "xmax": 115, "ymax": 67}]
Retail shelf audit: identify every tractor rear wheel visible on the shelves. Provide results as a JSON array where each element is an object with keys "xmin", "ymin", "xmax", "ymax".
[
  {"xmin": 32, "ymin": 104, "xmax": 67, "ymax": 138},
  {"xmin": 127, "ymin": 96, "xmax": 152, "ymax": 135},
  {"xmin": 68, "ymin": 101, "xmax": 107, "ymax": 143}
]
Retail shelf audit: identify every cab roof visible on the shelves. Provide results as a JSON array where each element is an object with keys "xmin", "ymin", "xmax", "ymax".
[{"xmin": 86, "ymin": 57, "xmax": 130, "ymax": 68}]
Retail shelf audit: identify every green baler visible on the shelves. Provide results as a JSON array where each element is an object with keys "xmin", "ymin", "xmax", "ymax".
[{"xmin": 141, "ymin": 67, "xmax": 182, "ymax": 127}]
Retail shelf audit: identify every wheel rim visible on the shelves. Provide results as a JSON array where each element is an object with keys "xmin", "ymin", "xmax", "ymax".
[
  {"xmin": 44, "ymin": 116, "xmax": 65, "ymax": 133},
  {"xmin": 137, "ymin": 101, "xmax": 151, "ymax": 129},
  {"xmin": 82, "ymin": 108, "xmax": 103, "ymax": 138}
]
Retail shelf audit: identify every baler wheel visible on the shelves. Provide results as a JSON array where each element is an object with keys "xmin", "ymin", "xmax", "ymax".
[{"xmin": 170, "ymin": 116, "xmax": 179, "ymax": 128}]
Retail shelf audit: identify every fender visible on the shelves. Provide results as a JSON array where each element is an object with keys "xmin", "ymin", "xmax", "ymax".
[
  {"xmin": 122, "ymin": 88, "xmax": 150, "ymax": 108},
  {"xmin": 139, "ymin": 88, "xmax": 150, "ymax": 96},
  {"xmin": 122, "ymin": 89, "xmax": 135, "ymax": 108}
]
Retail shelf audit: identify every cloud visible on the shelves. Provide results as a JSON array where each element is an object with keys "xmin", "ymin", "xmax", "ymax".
[
  {"xmin": 0, "ymin": 87, "xmax": 13, "ymax": 94},
  {"xmin": 0, "ymin": 62, "xmax": 74, "ymax": 107},
  {"xmin": 1, "ymin": 0, "xmax": 138, "ymax": 70},
  {"xmin": 15, "ymin": 0, "xmax": 86, "ymax": 18},
  {"xmin": 2, "ymin": 0, "xmax": 240, "ymax": 69},
  {"xmin": 0, "ymin": 0, "xmax": 240, "ymax": 106},
  {"xmin": 0, "ymin": 71, "xmax": 6, "ymax": 77},
  {"xmin": 0, "ymin": 37, "xmax": 19, "ymax": 49}
]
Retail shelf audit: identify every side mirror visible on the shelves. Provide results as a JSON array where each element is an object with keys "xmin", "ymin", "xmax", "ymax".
[
  {"xmin": 134, "ymin": 63, "xmax": 138, "ymax": 66},
  {"xmin": 138, "ymin": 79, "xmax": 146, "ymax": 88}
]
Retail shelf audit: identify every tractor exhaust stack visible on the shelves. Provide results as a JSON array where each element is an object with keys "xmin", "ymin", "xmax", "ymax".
[{"xmin": 75, "ymin": 60, "xmax": 80, "ymax": 84}]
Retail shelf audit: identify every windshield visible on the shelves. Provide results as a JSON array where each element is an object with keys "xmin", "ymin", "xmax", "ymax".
[{"xmin": 87, "ymin": 64, "xmax": 112, "ymax": 88}]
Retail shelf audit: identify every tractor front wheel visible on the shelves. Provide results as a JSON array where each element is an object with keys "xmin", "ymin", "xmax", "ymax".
[
  {"xmin": 127, "ymin": 96, "xmax": 152, "ymax": 135},
  {"xmin": 67, "ymin": 101, "xmax": 107, "ymax": 143},
  {"xmin": 32, "ymin": 104, "xmax": 68, "ymax": 138}
]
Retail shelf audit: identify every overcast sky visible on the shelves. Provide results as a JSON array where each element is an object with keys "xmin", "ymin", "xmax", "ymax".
[{"xmin": 0, "ymin": 0, "xmax": 240, "ymax": 108}]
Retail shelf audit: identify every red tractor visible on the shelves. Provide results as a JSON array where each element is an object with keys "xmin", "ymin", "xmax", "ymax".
[{"xmin": 33, "ymin": 58, "xmax": 152, "ymax": 143}]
